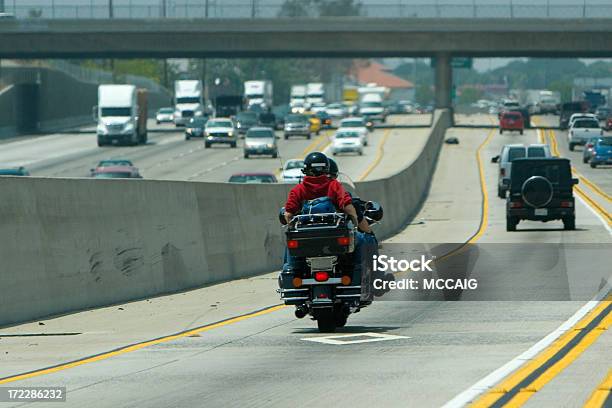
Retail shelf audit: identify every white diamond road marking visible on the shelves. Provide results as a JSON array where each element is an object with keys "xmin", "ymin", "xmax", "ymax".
[{"xmin": 301, "ymin": 332, "xmax": 410, "ymax": 345}]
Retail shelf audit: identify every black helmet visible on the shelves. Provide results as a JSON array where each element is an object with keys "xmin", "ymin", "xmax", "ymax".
[
  {"xmin": 327, "ymin": 158, "xmax": 339, "ymax": 178},
  {"xmin": 302, "ymin": 151, "xmax": 329, "ymax": 176}
]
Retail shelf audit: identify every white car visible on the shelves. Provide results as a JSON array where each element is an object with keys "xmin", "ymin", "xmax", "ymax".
[
  {"xmin": 280, "ymin": 159, "xmax": 304, "ymax": 183},
  {"xmin": 331, "ymin": 130, "xmax": 365, "ymax": 156},
  {"xmin": 338, "ymin": 117, "xmax": 369, "ymax": 146},
  {"xmin": 326, "ymin": 103, "xmax": 347, "ymax": 118},
  {"xmin": 156, "ymin": 107, "xmax": 174, "ymax": 124},
  {"xmin": 492, "ymin": 143, "xmax": 552, "ymax": 198},
  {"xmin": 291, "ymin": 101, "xmax": 306, "ymax": 114},
  {"xmin": 568, "ymin": 113, "xmax": 597, "ymax": 129},
  {"xmin": 568, "ymin": 118, "xmax": 603, "ymax": 151},
  {"xmin": 204, "ymin": 118, "xmax": 237, "ymax": 148}
]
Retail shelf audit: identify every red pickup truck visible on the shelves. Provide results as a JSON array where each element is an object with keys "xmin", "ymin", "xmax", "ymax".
[{"xmin": 499, "ymin": 111, "xmax": 524, "ymax": 135}]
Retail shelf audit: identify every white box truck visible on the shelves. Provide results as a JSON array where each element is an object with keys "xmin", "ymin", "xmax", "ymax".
[
  {"xmin": 244, "ymin": 80, "xmax": 273, "ymax": 109},
  {"xmin": 358, "ymin": 84, "xmax": 388, "ymax": 122},
  {"xmin": 290, "ymin": 85, "xmax": 307, "ymax": 108},
  {"xmin": 306, "ymin": 83, "xmax": 325, "ymax": 106},
  {"xmin": 174, "ymin": 80, "xmax": 204, "ymax": 126},
  {"xmin": 95, "ymin": 84, "xmax": 147, "ymax": 147}
]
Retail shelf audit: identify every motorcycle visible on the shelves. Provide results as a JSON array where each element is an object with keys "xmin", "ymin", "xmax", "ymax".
[{"xmin": 277, "ymin": 174, "xmax": 387, "ymax": 332}]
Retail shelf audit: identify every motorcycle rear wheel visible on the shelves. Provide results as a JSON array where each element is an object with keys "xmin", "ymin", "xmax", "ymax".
[{"xmin": 314, "ymin": 309, "xmax": 336, "ymax": 333}]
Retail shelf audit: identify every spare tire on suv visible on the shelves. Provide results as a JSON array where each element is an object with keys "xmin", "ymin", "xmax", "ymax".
[
  {"xmin": 522, "ymin": 176, "xmax": 553, "ymax": 208},
  {"xmin": 505, "ymin": 158, "xmax": 579, "ymax": 232}
]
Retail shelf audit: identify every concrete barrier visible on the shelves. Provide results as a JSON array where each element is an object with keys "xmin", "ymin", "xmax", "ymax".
[{"xmin": 0, "ymin": 110, "xmax": 450, "ymax": 326}]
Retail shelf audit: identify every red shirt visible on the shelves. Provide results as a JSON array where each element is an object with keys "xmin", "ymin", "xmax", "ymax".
[{"xmin": 285, "ymin": 175, "xmax": 352, "ymax": 214}]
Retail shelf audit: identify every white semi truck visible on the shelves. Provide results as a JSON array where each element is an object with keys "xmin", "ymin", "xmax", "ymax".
[
  {"xmin": 174, "ymin": 80, "xmax": 204, "ymax": 126},
  {"xmin": 95, "ymin": 84, "xmax": 148, "ymax": 147},
  {"xmin": 244, "ymin": 80, "xmax": 273, "ymax": 109},
  {"xmin": 306, "ymin": 83, "xmax": 325, "ymax": 106},
  {"xmin": 290, "ymin": 85, "xmax": 307, "ymax": 108}
]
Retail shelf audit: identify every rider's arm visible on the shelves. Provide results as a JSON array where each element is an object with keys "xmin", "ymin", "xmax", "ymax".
[{"xmin": 343, "ymin": 204, "xmax": 372, "ymax": 233}]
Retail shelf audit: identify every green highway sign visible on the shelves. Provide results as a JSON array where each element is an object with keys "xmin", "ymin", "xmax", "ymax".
[{"xmin": 430, "ymin": 57, "xmax": 473, "ymax": 69}]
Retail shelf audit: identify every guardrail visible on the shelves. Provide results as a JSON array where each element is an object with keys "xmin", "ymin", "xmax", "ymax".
[{"xmin": 4, "ymin": 2, "xmax": 612, "ymax": 19}]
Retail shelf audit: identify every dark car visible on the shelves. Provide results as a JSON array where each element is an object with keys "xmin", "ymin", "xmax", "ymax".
[
  {"xmin": 506, "ymin": 158, "xmax": 578, "ymax": 231},
  {"xmin": 588, "ymin": 136, "xmax": 612, "ymax": 168},
  {"xmin": 316, "ymin": 110, "xmax": 333, "ymax": 128},
  {"xmin": 0, "ymin": 167, "xmax": 30, "ymax": 176},
  {"xmin": 236, "ymin": 111, "xmax": 259, "ymax": 135},
  {"xmin": 185, "ymin": 116, "xmax": 208, "ymax": 140},
  {"xmin": 228, "ymin": 172, "xmax": 277, "ymax": 183},
  {"xmin": 258, "ymin": 112, "xmax": 277, "ymax": 129}
]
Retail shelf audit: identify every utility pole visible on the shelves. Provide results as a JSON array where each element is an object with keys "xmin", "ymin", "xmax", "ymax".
[
  {"xmin": 161, "ymin": 0, "xmax": 166, "ymax": 17},
  {"xmin": 251, "ymin": 0, "xmax": 256, "ymax": 18},
  {"xmin": 0, "ymin": 0, "xmax": 5, "ymax": 13},
  {"xmin": 109, "ymin": 0, "xmax": 113, "ymax": 18}
]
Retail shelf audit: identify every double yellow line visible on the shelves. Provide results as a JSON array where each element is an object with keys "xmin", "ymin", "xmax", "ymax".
[
  {"xmin": 470, "ymin": 126, "xmax": 611, "ymax": 408},
  {"xmin": 471, "ymin": 294, "xmax": 612, "ymax": 408}
]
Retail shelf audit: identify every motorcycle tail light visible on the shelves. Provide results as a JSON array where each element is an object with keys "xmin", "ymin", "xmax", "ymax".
[
  {"xmin": 314, "ymin": 271, "xmax": 329, "ymax": 282},
  {"xmin": 287, "ymin": 240, "xmax": 299, "ymax": 249},
  {"xmin": 561, "ymin": 201, "xmax": 573, "ymax": 208},
  {"xmin": 317, "ymin": 293, "xmax": 328, "ymax": 298},
  {"xmin": 510, "ymin": 201, "xmax": 523, "ymax": 208},
  {"xmin": 337, "ymin": 236, "xmax": 351, "ymax": 246}
]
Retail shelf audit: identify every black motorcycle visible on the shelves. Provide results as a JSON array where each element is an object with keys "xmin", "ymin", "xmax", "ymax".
[{"xmin": 278, "ymin": 181, "xmax": 386, "ymax": 332}]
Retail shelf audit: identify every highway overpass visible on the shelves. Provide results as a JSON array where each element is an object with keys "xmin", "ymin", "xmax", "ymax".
[{"xmin": 2, "ymin": 17, "xmax": 612, "ymax": 111}]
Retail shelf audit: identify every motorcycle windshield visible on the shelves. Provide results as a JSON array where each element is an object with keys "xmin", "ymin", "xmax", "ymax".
[{"xmin": 337, "ymin": 172, "xmax": 357, "ymax": 197}]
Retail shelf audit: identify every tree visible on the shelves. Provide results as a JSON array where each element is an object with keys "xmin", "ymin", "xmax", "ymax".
[
  {"xmin": 457, "ymin": 87, "xmax": 483, "ymax": 105},
  {"xmin": 415, "ymin": 84, "xmax": 434, "ymax": 106}
]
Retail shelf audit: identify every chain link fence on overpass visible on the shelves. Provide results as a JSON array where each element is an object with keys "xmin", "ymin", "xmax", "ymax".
[{"xmin": 3, "ymin": 1, "xmax": 612, "ymax": 19}]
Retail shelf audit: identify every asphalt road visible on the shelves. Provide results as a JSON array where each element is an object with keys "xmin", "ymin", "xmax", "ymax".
[
  {"xmin": 0, "ymin": 115, "xmax": 609, "ymax": 408},
  {"xmin": 0, "ymin": 114, "xmax": 432, "ymax": 183}
]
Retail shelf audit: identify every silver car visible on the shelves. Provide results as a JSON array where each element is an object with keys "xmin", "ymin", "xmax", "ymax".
[
  {"xmin": 492, "ymin": 144, "xmax": 551, "ymax": 198},
  {"xmin": 244, "ymin": 127, "xmax": 278, "ymax": 158}
]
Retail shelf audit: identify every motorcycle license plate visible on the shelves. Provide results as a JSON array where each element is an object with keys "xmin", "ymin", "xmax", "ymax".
[{"xmin": 534, "ymin": 208, "xmax": 548, "ymax": 216}]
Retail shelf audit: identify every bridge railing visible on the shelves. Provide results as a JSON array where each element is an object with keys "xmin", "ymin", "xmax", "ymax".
[{"xmin": 5, "ymin": 2, "xmax": 612, "ymax": 19}]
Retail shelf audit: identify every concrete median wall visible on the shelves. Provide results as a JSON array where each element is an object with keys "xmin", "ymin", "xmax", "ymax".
[
  {"xmin": 0, "ymin": 110, "xmax": 450, "ymax": 327},
  {"xmin": 0, "ymin": 65, "xmax": 172, "ymax": 138}
]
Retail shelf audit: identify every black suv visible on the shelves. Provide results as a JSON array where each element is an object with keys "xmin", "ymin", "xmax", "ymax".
[{"xmin": 506, "ymin": 158, "xmax": 579, "ymax": 231}]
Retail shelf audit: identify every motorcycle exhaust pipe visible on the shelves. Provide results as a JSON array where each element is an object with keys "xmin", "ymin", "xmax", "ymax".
[{"xmin": 294, "ymin": 306, "xmax": 308, "ymax": 319}]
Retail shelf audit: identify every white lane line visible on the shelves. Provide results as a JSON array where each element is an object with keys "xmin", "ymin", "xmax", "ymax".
[
  {"xmin": 302, "ymin": 332, "xmax": 410, "ymax": 345},
  {"xmin": 442, "ymin": 281, "xmax": 612, "ymax": 408},
  {"xmin": 576, "ymin": 193, "xmax": 612, "ymax": 234},
  {"xmin": 187, "ymin": 155, "xmax": 242, "ymax": 180}
]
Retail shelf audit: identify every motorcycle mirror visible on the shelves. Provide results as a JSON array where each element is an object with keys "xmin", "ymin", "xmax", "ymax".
[{"xmin": 491, "ymin": 155, "xmax": 500, "ymax": 163}]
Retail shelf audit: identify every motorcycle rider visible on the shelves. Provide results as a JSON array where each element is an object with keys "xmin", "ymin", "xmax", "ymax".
[{"xmin": 283, "ymin": 152, "xmax": 365, "ymax": 230}]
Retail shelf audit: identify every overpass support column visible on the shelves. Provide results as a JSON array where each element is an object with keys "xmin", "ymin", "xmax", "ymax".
[{"xmin": 434, "ymin": 53, "xmax": 454, "ymax": 123}]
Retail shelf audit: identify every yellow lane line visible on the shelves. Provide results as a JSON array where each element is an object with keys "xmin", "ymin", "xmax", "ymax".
[
  {"xmin": 0, "ymin": 304, "xmax": 287, "ymax": 385},
  {"xmin": 471, "ymin": 294, "xmax": 612, "ymax": 408},
  {"xmin": 358, "ymin": 128, "xmax": 391, "ymax": 181},
  {"xmin": 467, "ymin": 128, "xmax": 495, "ymax": 244},
  {"xmin": 583, "ymin": 369, "xmax": 612, "ymax": 408}
]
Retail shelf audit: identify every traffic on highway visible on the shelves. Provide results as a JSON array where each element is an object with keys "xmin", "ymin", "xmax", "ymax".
[{"xmin": 0, "ymin": 3, "xmax": 611, "ymax": 408}]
